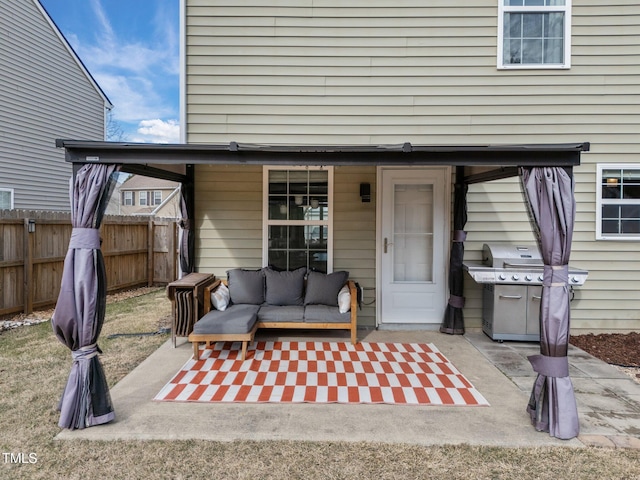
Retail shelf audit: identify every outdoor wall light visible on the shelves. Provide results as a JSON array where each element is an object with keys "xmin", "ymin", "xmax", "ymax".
[
  {"xmin": 27, "ymin": 219, "xmax": 36, "ymax": 233},
  {"xmin": 360, "ymin": 183, "xmax": 371, "ymax": 203}
]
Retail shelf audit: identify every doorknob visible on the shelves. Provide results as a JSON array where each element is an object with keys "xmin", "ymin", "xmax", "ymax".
[{"xmin": 384, "ymin": 237, "xmax": 393, "ymax": 253}]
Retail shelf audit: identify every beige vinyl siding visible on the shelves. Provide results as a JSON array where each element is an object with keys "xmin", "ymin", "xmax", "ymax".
[
  {"xmin": 185, "ymin": 0, "xmax": 498, "ymax": 145},
  {"xmin": 195, "ymin": 165, "xmax": 264, "ymax": 273},
  {"xmin": 186, "ymin": 1, "xmax": 640, "ymax": 332},
  {"xmin": 333, "ymin": 166, "xmax": 376, "ymax": 327},
  {"xmin": 0, "ymin": 0, "xmax": 106, "ymax": 211}
]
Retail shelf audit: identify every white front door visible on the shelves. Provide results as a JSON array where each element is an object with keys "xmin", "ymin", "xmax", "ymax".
[{"xmin": 378, "ymin": 168, "xmax": 449, "ymax": 326}]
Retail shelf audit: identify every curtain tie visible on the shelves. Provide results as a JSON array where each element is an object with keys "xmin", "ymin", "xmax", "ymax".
[
  {"xmin": 452, "ymin": 230, "xmax": 467, "ymax": 242},
  {"xmin": 179, "ymin": 218, "xmax": 191, "ymax": 229},
  {"xmin": 71, "ymin": 343, "xmax": 99, "ymax": 361},
  {"xmin": 543, "ymin": 264, "xmax": 568, "ymax": 288},
  {"xmin": 448, "ymin": 295, "xmax": 465, "ymax": 308},
  {"xmin": 528, "ymin": 354, "xmax": 569, "ymax": 378},
  {"xmin": 69, "ymin": 228, "xmax": 100, "ymax": 249}
]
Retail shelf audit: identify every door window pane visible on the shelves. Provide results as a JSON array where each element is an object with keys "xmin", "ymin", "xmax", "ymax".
[{"xmin": 393, "ymin": 184, "xmax": 433, "ymax": 282}]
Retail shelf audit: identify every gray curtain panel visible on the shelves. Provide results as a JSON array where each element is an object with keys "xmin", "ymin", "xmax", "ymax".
[
  {"xmin": 440, "ymin": 176, "xmax": 468, "ymax": 335},
  {"xmin": 52, "ymin": 164, "xmax": 120, "ymax": 430},
  {"xmin": 520, "ymin": 166, "xmax": 579, "ymax": 440},
  {"xmin": 179, "ymin": 186, "xmax": 195, "ymax": 275}
]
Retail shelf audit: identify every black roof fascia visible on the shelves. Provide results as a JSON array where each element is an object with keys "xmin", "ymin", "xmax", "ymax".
[
  {"xmin": 120, "ymin": 164, "xmax": 188, "ymax": 183},
  {"xmin": 56, "ymin": 140, "xmax": 590, "ymax": 167}
]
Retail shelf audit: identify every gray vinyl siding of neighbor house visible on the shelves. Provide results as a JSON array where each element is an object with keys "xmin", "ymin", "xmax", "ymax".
[
  {"xmin": 0, "ymin": 0, "xmax": 107, "ymax": 211},
  {"xmin": 186, "ymin": 1, "xmax": 640, "ymax": 332}
]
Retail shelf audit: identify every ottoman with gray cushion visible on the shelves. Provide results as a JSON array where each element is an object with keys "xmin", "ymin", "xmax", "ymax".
[
  {"xmin": 188, "ymin": 267, "xmax": 358, "ymax": 360},
  {"xmin": 189, "ymin": 304, "xmax": 260, "ymax": 360}
]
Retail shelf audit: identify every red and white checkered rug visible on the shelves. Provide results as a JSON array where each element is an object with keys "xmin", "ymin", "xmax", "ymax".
[{"xmin": 154, "ymin": 341, "xmax": 489, "ymax": 406}]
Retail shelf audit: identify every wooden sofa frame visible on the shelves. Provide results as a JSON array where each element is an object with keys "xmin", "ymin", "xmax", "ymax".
[{"xmin": 188, "ymin": 278, "xmax": 358, "ymax": 360}]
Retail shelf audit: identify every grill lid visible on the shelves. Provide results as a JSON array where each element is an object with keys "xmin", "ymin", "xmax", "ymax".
[
  {"xmin": 483, "ymin": 243, "xmax": 542, "ymax": 268},
  {"xmin": 463, "ymin": 243, "xmax": 589, "ymax": 285}
]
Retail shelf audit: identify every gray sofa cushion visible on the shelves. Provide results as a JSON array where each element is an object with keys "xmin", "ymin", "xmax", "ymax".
[
  {"xmin": 264, "ymin": 267, "xmax": 306, "ymax": 305},
  {"xmin": 304, "ymin": 305, "xmax": 351, "ymax": 323},
  {"xmin": 304, "ymin": 270, "xmax": 349, "ymax": 306},
  {"xmin": 257, "ymin": 305, "xmax": 305, "ymax": 323},
  {"xmin": 193, "ymin": 304, "xmax": 259, "ymax": 334},
  {"xmin": 227, "ymin": 268, "xmax": 265, "ymax": 305}
]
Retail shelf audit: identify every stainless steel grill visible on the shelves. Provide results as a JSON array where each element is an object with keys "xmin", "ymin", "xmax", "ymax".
[{"xmin": 463, "ymin": 243, "xmax": 588, "ymax": 342}]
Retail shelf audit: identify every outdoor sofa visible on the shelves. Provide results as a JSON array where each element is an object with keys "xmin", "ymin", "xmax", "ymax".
[{"xmin": 188, "ymin": 267, "xmax": 358, "ymax": 360}]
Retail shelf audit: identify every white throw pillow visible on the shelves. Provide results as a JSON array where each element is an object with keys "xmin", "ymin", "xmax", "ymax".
[
  {"xmin": 211, "ymin": 283, "xmax": 230, "ymax": 311},
  {"xmin": 337, "ymin": 285, "xmax": 351, "ymax": 313}
]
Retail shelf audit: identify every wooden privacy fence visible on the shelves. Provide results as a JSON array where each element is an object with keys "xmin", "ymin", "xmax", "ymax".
[{"xmin": 0, "ymin": 210, "xmax": 178, "ymax": 316}]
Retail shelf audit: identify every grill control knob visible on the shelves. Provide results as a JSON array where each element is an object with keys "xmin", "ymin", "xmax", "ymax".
[
  {"xmin": 511, "ymin": 274, "xmax": 519, "ymax": 281},
  {"xmin": 571, "ymin": 276, "xmax": 580, "ymax": 283},
  {"xmin": 538, "ymin": 275, "xmax": 544, "ymax": 282},
  {"xmin": 498, "ymin": 273, "xmax": 507, "ymax": 281},
  {"xmin": 525, "ymin": 275, "xmax": 533, "ymax": 282}
]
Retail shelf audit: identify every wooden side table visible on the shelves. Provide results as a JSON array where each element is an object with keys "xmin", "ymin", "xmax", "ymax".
[{"xmin": 167, "ymin": 273, "xmax": 215, "ymax": 347}]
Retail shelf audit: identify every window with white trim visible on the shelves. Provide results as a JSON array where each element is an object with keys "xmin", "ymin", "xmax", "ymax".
[
  {"xmin": 0, "ymin": 188, "xmax": 13, "ymax": 210},
  {"xmin": 597, "ymin": 165, "xmax": 640, "ymax": 240},
  {"xmin": 139, "ymin": 191, "xmax": 149, "ymax": 206},
  {"xmin": 123, "ymin": 191, "xmax": 134, "ymax": 206},
  {"xmin": 498, "ymin": 0, "xmax": 571, "ymax": 69},
  {"xmin": 153, "ymin": 191, "xmax": 162, "ymax": 205},
  {"xmin": 264, "ymin": 167, "xmax": 333, "ymax": 272}
]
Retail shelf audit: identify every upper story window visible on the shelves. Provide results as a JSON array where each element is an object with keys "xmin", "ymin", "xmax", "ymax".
[
  {"xmin": 122, "ymin": 190, "xmax": 136, "ymax": 205},
  {"xmin": 139, "ymin": 191, "xmax": 149, "ymax": 206},
  {"xmin": 597, "ymin": 165, "xmax": 640, "ymax": 240},
  {"xmin": 498, "ymin": 0, "xmax": 571, "ymax": 69},
  {"xmin": 153, "ymin": 191, "xmax": 162, "ymax": 206},
  {"xmin": 0, "ymin": 188, "xmax": 14, "ymax": 210},
  {"xmin": 123, "ymin": 191, "xmax": 134, "ymax": 206},
  {"xmin": 263, "ymin": 167, "xmax": 333, "ymax": 273}
]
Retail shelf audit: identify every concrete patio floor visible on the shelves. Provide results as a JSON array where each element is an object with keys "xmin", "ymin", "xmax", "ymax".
[{"xmin": 57, "ymin": 328, "xmax": 640, "ymax": 448}]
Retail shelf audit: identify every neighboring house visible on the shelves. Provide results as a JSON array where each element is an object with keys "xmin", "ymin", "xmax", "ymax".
[
  {"xmin": 108, "ymin": 175, "xmax": 181, "ymax": 218},
  {"xmin": 0, "ymin": 0, "xmax": 110, "ymax": 211},
  {"xmin": 59, "ymin": 1, "xmax": 640, "ymax": 334}
]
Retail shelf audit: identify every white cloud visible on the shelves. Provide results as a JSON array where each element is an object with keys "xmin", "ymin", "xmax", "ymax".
[
  {"xmin": 95, "ymin": 74, "xmax": 173, "ymax": 123},
  {"xmin": 85, "ymin": 0, "xmax": 173, "ymax": 77},
  {"xmin": 132, "ymin": 119, "xmax": 180, "ymax": 144}
]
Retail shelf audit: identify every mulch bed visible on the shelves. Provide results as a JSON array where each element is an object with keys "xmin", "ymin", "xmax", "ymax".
[{"xmin": 570, "ymin": 332, "xmax": 640, "ymax": 367}]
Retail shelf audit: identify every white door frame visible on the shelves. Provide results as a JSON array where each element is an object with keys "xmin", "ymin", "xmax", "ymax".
[{"xmin": 375, "ymin": 166, "xmax": 451, "ymax": 327}]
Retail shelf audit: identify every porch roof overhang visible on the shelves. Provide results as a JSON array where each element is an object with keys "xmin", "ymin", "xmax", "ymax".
[{"xmin": 56, "ymin": 139, "xmax": 590, "ymax": 184}]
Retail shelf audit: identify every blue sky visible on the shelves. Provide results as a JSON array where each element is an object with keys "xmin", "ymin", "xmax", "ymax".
[{"xmin": 40, "ymin": 0, "xmax": 180, "ymax": 143}]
